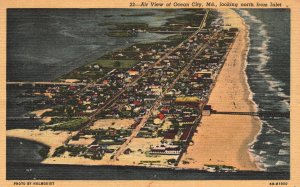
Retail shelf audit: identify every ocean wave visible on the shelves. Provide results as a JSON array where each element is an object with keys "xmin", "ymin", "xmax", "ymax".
[
  {"xmin": 281, "ymin": 137, "xmax": 290, "ymax": 143},
  {"xmin": 281, "ymin": 142, "xmax": 290, "ymax": 147},
  {"xmin": 266, "ymin": 129, "xmax": 275, "ymax": 134},
  {"xmin": 251, "ymin": 153, "xmax": 267, "ymax": 171},
  {"xmin": 249, "ymin": 20, "xmax": 290, "ymax": 110},
  {"xmin": 242, "ymin": 29, "xmax": 260, "ymax": 112},
  {"xmin": 258, "ymin": 24, "xmax": 271, "ymax": 41},
  {"xmin": 265, "ymin": 122, "xmax": 286, "ymax": 134},
  {"xmin": 246, "ymin": 14, "xmax": 290, "ymax": 111},
  {"xmin": 263, "ymin": 163, "xmax": 274, "ymax": 168},
  {"xmin": 259, "ymin": 150, "xmax": 267, "ymax": 155},
  {"xmin": 239, "ymin": 10, "xmax": 262, "ymax": 24},
  {"xmin": 275, "ymin": 161, "xmax": 288, "ymax": 166},
  {"xmin": 278, "ymin": 149, "xmax": 289, "ymax": 156},
  {"xmin": 263, "ymin": 142, "xmax": 273, "ymax": 145}
]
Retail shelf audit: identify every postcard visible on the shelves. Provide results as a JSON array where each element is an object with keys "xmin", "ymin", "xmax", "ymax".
[{"xmin": 0, "ymin": 0, "xmax": 299, "ymax": 186}]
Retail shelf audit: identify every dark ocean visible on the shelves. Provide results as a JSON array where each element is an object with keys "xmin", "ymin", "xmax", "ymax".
[
  {"xmin": 7, "ymin": 9, "xmax": 181, "ymax": 81},
  {"xmin": 6, "ymin": 9, "xmax": 290, "ymax": 179},
  {"xmin": 237, "ymin": 9, "xmax": 290, "ymax": 172}
]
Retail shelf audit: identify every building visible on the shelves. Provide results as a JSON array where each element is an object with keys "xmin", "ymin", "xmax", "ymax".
[
  {"xmin": 175, "ymin": 97, "xmax": 200, "ymax": 107},
  {"xmin": 163, "ymin": 129, "xmax": 178, "ymax": 143},
  {"xmin": 180, "ymin": 126, "xmax": 193, "ymax": 142},
  {"xmin": 194, "ymin": 70, "xmax": 213, "ymax": 79},
  {"xmin": 202, "ymin": 105, "xmax": 212, "ymax": 116},
  {"xmin": 150, "ymin": 144, "xmax": 181, "ymax": 155},
  {"xmin": 179, "ymin": 116, "xmax": 197, "ymax": 126},
  {"xmin": 128, "ymin": 70, "xmax": 139, "ymax": 76}
]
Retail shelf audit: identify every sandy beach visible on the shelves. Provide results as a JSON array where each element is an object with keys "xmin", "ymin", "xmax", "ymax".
[
  {"xmin": 42, "ymin": 137, "xmax": 177, "ymax": 167},
  {"xmin": 179, "ymin": 9, "xmax": 261, "ymax": 171},
  {"xmin": 7, "ymin": 129, "xmax": 72, "ymax": 155},
  {"xmin": 30, "ymin": 108, "xmax": 53, "ymax": 123}
]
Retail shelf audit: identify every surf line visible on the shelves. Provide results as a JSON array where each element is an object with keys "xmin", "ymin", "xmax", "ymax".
[{"xmin": 219, "ymin": 2, "xmax": 239, "ymax": 7}]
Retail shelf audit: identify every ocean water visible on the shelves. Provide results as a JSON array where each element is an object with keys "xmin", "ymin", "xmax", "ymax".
[
  {"xmin": 237, "ymin": 9, "xmax": 290, "ymax": 172},
  {"xmin": 7, "ymin": 9, "xmax": 183, "ymax": 81},
  {"xmin": 7, "ymin": 138, "xmax": 47, "ymax": 163}
]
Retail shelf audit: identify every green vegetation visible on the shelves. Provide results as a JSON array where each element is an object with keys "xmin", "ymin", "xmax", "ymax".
[
  {"xmin": 53, "ymin": 146, "xmax": 66, "ymax": 157},
  {"xmin": 106, "ymin": 22, "xmax": 150, "ymax": 37},
  {"xmin": 97, "ymin": 141, "xmax": 123, "ymax": 145},
  {"xmin": 84, "ymin": 153, "xmax": 103, "ymax": 160},
  {"xmin": 113, "ymin": 61, "xmax": 121, "ymax": 68},
  {"xmin": 68, "ymin": 146, "xmax": 88, "ymax": 157},
  {"xmin": 90, "ymin": 60, "xmax": 138, "ymax": 69},
  {"xmin": 38, "ymin": 147, "xmax": 50, "ymax": 158},
  {"xmin": 165, "ymin": 10, "xmax": 204, "ymax": 29},
  {"xmin": 106, "ymin": 31, "xmax": 137, "ymax": 37},
  {"xmin": 40, "ymin": 117, "xmax": 89, "ymax": 131},
  {"xmin": 52, "ymin": 145, "xmax": 87, "ymax": 157},
  {"xmin": 42, "ymin": 105, "xmax": 78, "ymax": 118}
]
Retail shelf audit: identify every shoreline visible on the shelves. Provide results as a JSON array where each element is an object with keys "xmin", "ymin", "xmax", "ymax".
[
  {"xmin": 240, "ymin": 11, "xmax": 265, "ymax": 171},
  {"xmin": 7, "ymin": 136, "xmax": 50, "ymax": 151},
  {"xmin": 242, "ymin": 19, "xmax": 264, "ymax": 171},
  {"xmin": 179, "ymin": 9, "xmax": 262, "ymax": 171},
  {"xmin": 6, "ymin": 129, "xmax": 73, "ymax": 156},
  {"xmin": 7, "ymin": 162, "xmax": 290, "ymax": 181}
]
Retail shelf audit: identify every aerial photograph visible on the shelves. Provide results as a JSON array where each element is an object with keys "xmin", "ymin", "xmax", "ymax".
[{"xmin": 6, "ymin": 8, "xmax": 290, "ymax": 180}]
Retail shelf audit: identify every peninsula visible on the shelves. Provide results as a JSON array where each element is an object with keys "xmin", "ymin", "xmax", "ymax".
[{"xmin": 7, "ymin": 9, "xmax": 260, "ymax": 172}]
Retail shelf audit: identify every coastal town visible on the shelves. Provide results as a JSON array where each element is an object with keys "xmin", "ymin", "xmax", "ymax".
[{"xmin": 7, "ymin": 9, "xmax": 246, "ymax": 172}]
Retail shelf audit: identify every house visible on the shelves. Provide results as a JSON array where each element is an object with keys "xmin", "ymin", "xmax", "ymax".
[
  {"xmin": 229, "ymin": 27, "xmax": 239, "ymax": 32},
  {"xmin": 153, "ymin": 118, "xmax": 162, "ymax": 125},
  {"xmin": 175, "ymin": 97, "xmax": 200, "ymax": 106},
  {"xmin": 161, "ymin": 99, "xmax": 173, "ymax": 106},
  {"xmin": 103, "ymin": 80, "xmax": 109, "ymax": 85},
  {"xmin": 93, "ymin": 64, "xmax": 100, "ymax": 69},
  {"xmin": 194, "ymin": 70, "xmax": 213, "ymax": 79},
  {"xmin": 133, "ymin": 100, "xmax": 142, "ymax": 106},
  {"xmin": 224, "ymin": 36, "xmax": 234, "ymax": 43},
  {"xmin": 179, "ymin": 116, "xmax": 197, "ymax": 126},
  {"xmin": 202, "ymin": 105, "xmax": 212, "ymax": 116},
  {"xmin": 157, "ymin": 113, "xmax": 165, "ymax": 121},
  {"xmin": 128, "ymin": 70, "xmax": 139, "ymax": 76},
  {"xmin": 160, "ymin": 107, "xmax": 170, "ymax": 114},
  {"xmin": 150, "ymin": 86, "xmax": 162, "ymax": 96},
  {"xmin": 150, "ymin": 144, "xmax": 181, "ymax": 155},
  {"xmin": 180, "ymin": 126, "xmax": 193, "ymax": 142},
  {"xmin": 163, "ymin": 129, "xmax": 178, "ymax": 143}
]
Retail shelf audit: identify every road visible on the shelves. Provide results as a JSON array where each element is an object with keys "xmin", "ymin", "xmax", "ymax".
[
  {"xmin": 56, "ymin": 10, "xmax": 210, "ymax": 149},
  {"xmin": 112, "ymin": 10, "xmax": 210, "ymax": 161},
  {"xmin": 85, "ymin": 10, "xmax": 209, "ymax": 120}
]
